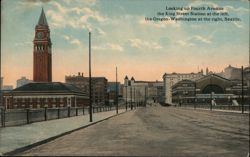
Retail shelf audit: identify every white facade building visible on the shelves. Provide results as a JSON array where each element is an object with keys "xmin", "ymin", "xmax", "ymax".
[
  {"xmin": 16, "ymin": 77, "xmax": 32, "ymax": 88},
  {"xmin": 2, "ymin": 85, "xmax": 13, "ymax": 91},
  {"xmin": 123, "ymin": 76, "xmax": 164, "ymax": 104},
  {"xmin": 163, "ymin": 71, "xmax": 204, "ymax": 104}
]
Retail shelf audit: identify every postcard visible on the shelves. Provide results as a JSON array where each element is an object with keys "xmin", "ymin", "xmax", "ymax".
[{"xmin": 0, "ymin": 0, "xmax": 249, "ymax": 156}]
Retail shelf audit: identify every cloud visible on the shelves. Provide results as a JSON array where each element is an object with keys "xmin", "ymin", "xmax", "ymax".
[
  {"xmin": 175, "ymin": 40, "xmax": 194, "ymax": 47},
  {"xmin": 63, "ymin": 35, "xmax": 81, "ymax": 46},
  {"xmin": 27, "ymin": 0, "xmax": 51, "ymax": 3},
  {"xmin": 92, "ymin": 43, "xmax": 124, "ymax": 52},
  {"xmin": 175, "ymin": 35, "xmax": 212, "ymax": 47},
  {"xmin": 224, "ymin": 5, "xmax": 249, "ymax": 13},
  {"xmin": 128, "ymin": 38, "xmax": 162, "ymax": 49},
  {"xmin": 192, "ymin": 35, "xmax": 212, "ymax": 44},
  {"xmin": 63, "ymin": 35, "xmax": 70, "ymax": 40},
  {"xmin": 232, "ymin": 22, "xmax": 244, "ymax": 28},
  {"xmin": 63, "ymin": 0, "xmax": 96, "ymax": 6},
  {"xmin": 70, "ymin": 39, "xmax": 81, "ymax": 46},
  {"xmin": 46, "ymin": 1, "xmax": 107, "ymax": 30},
  {"xmin": 14, "ymin": 41, "xmax": 32, "ymax": 47},
  {"xmin": 97, "ymin": 28, "xmax": 106, "ymax": 36},
  {"xmin": 15, "ymin": 1, "xmax": 43, "ymax": 10}
]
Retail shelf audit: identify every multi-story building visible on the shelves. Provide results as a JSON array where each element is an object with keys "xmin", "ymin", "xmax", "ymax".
[
  {"xmin": 244, "ymin": 66, "xmax": 250, "ymax": 87},
  {"xmin": 107, "ymin": 82, "xmax": 121, "ymax": 104},
  {"xmin": 123, "ymin": 76, "xmax": 164, "ymax": 105},
  {"xmin": 172, "ymin": 74, "xmax": 249, "ymax": 105},
  {"xmin": 16, "ymin": 77, "xmax": 32, "ymax": 88},
  {"xmin": 217, "ymin": 65, "xmax": 242, "ymax": 80},
  {"xmin": 0, "ymin": 77, "xmax": 3, "ymax": 90},
  {"xmin": 2, "ymin": 85, "xmax": 13, "ymax": 91},
  {"xmin": 163, "ymin": 71, "xmax": 204, "ymax": 104},
  {"xmin": 65, "ymin": 73, "xmax": 107, "ymax": 106},
  {"xmin": 172, "ymin": 80, "xmax": 196, "ymax": 104}
]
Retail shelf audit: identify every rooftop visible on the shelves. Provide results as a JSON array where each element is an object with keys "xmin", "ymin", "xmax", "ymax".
[
  {"xmin": 14, "ymin": 82, "xmax": 85, "ymax": 94},
  {"xmin": 37, "ymin": 8, "xmax": 48, "ymax": 26}
]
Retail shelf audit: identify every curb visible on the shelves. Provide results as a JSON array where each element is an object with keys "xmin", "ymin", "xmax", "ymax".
[
  {"xmin": 176, "ymin": 107, "xmax": 250, "ymax": 114},
  {"xmin": 3, "ymin": 109, "xmax": 132, "ymax": 156}
]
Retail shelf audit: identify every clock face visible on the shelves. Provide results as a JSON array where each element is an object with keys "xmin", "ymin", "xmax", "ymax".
[{"xmin": 37, "ymin": 32, "xmax": 43, "ymax": 39}]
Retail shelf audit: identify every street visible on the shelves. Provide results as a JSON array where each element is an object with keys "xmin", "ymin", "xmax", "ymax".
[{"xmin": 18, "ymin": 106, "xmax": 249, "ymax": 156}]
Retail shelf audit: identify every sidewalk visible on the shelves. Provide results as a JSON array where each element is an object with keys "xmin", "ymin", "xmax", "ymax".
[
  {"xmin": 179, "ymin": 107, "xmax": 249, "ymax": 114},
  {"xmin": 0, "ymin": 108, "xmax": 127, "ymax": 155}
]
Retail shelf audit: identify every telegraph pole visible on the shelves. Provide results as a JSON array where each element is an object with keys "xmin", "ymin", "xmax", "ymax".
[
  {"xmin": 89, "ymin": 32, "xmax": 93, "ymax": 122},
  {"xmin": 241, "ymin": 66, "xmax": 244, "ymax": 113},
  {"xmin": 210, "ymin": 75, "xmax": 212, "ymax": 111},
  {"xmin": 134, "ymin": 87, "xmax": 136, "ymax": 109},
  {"xmin": 144, "ymin": 86, "xmax": 147, "ymax": 107},
  {"xmin": 130, "ymin": 87, "xmax": 132, "ymax": 110},
  {"xmin": 0, "ymin": 0, "xmax": 2, "ymax": 110},
  {"xmin": 116, "ymin": 67, "xmax": 118, "ymax": 114},
  {"xmin": 125, "ymin": 84, "xmax": 127, "ymax": 111}
]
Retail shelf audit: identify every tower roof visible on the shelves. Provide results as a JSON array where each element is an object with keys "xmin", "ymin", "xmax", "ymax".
[{"xmin": 37, "ymin": 8, "xmax": 48, "ymax": 26}]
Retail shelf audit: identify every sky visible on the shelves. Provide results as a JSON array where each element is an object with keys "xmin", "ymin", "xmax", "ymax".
[{"xmin": 1, "ymin": 0, "xmax": 249, "ymax": 87}]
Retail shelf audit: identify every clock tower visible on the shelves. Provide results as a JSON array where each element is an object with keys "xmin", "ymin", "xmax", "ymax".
[{"xmin": 33, "ymin": 8, "xmax": 52, "ymax": 82}]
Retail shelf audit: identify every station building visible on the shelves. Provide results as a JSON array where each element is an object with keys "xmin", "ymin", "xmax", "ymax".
[
  {"xmin": 3, "ymin": 82, "xmax": 88, "ymax": 109},
  {"xmin": 172, "ymin": 74, "xmax": 249, "ymax": 105}
]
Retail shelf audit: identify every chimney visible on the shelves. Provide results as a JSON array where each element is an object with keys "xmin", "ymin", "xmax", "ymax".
[
  {"xmin": 82, "ymin": 73, "xmax": 84, "ymax": 77},
  {"xmin": 78, "ymin": 72, "xmax": 80, "ymax": 76}
]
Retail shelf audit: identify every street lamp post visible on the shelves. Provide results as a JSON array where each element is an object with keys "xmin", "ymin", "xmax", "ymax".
[
  {"xmin": 194, "ymin": 82, "xmax": 196, "ymax": 109},
  {"xmin": 130, "ymin": 87, "xmax": 133, "ymax": 110},
  {"xmin": 134, "ymin": 87, "xmax": 136, "ymax": 109},
  {"xmin": 144, "ymin": 86, "xmax": 147, "ymax": 107},
  {"xmin": 115, "ymin": 66, "xmax": 118, "ymax": 114},
  {"xmin": 241, "ymin": 66, "xmax": 244, "ymax": 113},
  {"xmin": 125, "ymin": 84, "xmax": 127, "ymax": 111},
  {"xmin": 89, "ymin": 32, "xmax": 93, "ymax": 122},
  {"xmin": 210, "ymin": 75, "xmax": 212, "ymax": 111}
]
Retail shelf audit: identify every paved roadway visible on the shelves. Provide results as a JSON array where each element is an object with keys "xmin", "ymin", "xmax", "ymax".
[{"xmin": 18, "ymin": 106, "xmax": 249, "ymax": 156}]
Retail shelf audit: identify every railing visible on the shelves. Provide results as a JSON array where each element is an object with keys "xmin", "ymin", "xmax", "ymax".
[
  {"xmin": 179, "ymin": 104, "xmax": 250, "ymax": 112},
  {"xmin": 0, "ymin": 106, "xmax": 118, "ymax": 127}
]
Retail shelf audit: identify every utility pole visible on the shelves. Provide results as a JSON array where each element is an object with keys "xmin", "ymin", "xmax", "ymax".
[
  {"xmin": 241, "ymin": 66, "xmax": 244, "ymax": 113},
  {"xmin": 0, "ymin": 1, "xmax": 2, "ymax": 111},
  {"xmin": 210, "ymin": 75, "xmax": 212, "ymax": 111},
  {"xmin": 194, "ymin": 82, "xmax": 196, "ymax": 109},
  {"xmin": 89, "ymin": 32, "xmax": 93, "ymax": 122},
  {"xmin": 116, "ymin": 67, "xmax": 118, "ymax": 114},
  {"xmin": 130, "ymin": 87, "xmax": 132, "ymax": 110},
  {"xmin": 125, "ymin": 84, "xmax": 127, "ymax": 111},
  {"xmin": 144, "ymin": 86, "xmax": 147, "ymax": 107},
  {"xmin": 134, "ymin": 87, "xmax": 136, "ymax": 109}
]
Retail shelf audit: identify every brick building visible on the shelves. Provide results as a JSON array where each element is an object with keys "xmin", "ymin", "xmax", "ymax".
[
  {"xmin": 3, "ymin": 82, "xmax": 88, "ymax": 109},
  {"xmin": 65, "ymin": 73, "xmax": 107, "ymax": 106}
]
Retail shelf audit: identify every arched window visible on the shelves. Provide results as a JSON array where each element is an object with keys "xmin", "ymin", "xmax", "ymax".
[{"xmin": 202, "ymin": 84, "xmax": 224, "ymax": 94}]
